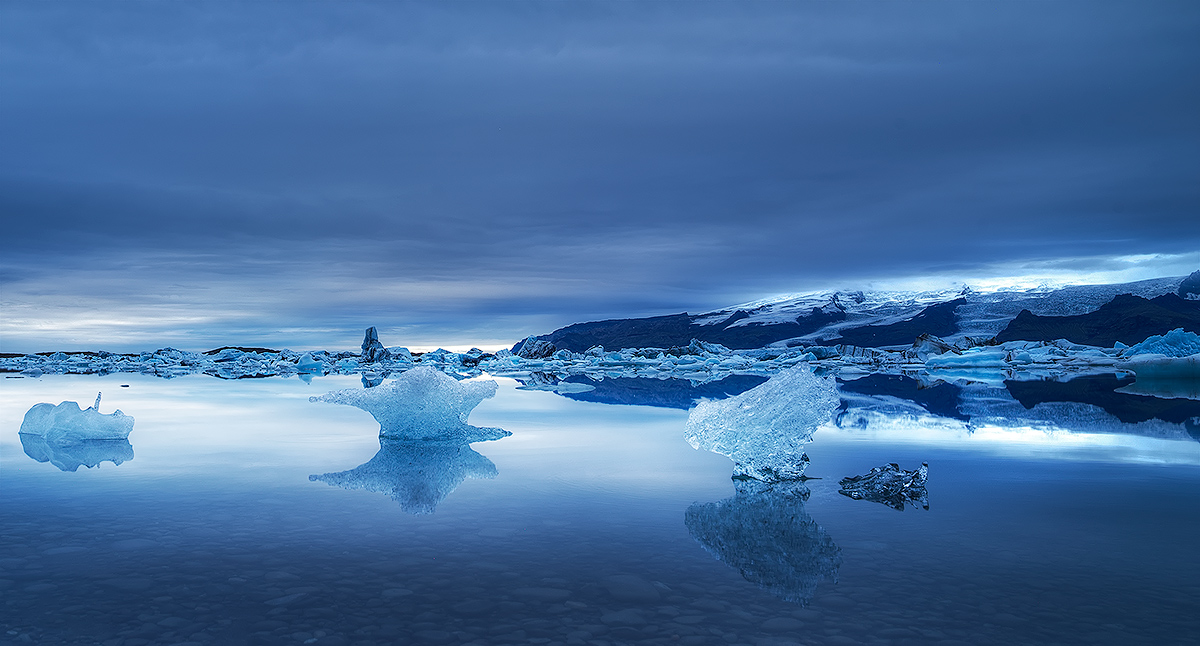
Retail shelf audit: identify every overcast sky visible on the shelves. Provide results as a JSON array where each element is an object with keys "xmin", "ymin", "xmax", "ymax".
[{"xmin": 2, "ymin": 1, "xmax": 1198, "ymax": 352}]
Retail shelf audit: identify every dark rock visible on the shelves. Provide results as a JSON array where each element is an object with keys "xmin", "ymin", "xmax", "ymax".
[
  {"xmin": 838, "ymin": 462, "xmax": 929, "ymax": 511},
  {"xmin": 1177, "ymin": 270, "xmax": 1200, "ymax": 300},
  {"xmin": 513, "ymin": 335, "xmax": 557, "ymax": 359},
  {"xmin": 996, "ymin": 293, "xmax": 1200, "ymax": 346},
  {"xmin": 525, "ymin": 303, "xmax": 847, "ymax": 353},
  {"xmin": 819, "ymin": 299, "xmax": 964, "ymax": 347}
]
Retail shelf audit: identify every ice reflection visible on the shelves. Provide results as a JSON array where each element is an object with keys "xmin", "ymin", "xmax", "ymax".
[
  {"xmin": 18, "ymin": 394, "xmax": 135, "ymax": 471},
  {"xmin": 309, "ymin": 440, "xmax": 499, "ymax": 514},
  {"xmin": 685, "ymin": 480, "xmax": 841, "ymax": 604},
  {"xmin": 308, "ymin": 367, "xmax": 510, "ymax": 513}
]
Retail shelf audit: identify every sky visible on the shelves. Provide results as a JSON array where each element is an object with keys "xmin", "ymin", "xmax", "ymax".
[{"xmin": 2, "ymin": 1, "xmax": 1199, "ymax": 352}]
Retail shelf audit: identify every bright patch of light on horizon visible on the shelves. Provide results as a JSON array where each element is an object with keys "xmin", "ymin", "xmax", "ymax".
[{"xmin": 811, "ymin": 419, "xmax": 1200, "ymax": 466}]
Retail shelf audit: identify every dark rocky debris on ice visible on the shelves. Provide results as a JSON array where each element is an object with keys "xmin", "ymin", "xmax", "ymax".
[{"xmin": 838, "ymin": 462, "xmax": 929, "ymax": 511}]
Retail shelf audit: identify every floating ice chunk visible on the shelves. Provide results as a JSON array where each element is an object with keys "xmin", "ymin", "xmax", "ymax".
[
  {"xmin": 1125, "ymin": 328, "xmax": 1200, "ymax": 358},
  {"xmin": 361, "ymin": 326, "xmax": 390, "ymax": 363},
  {"xmin": 295, "ymin": 353, "xmax": 324, "ymax": 373},
  {"xmin": 18, "ymin": 396, "xmax": 135, "ymax": 471},
  {"xmin": 19, "ymin": 395, "xmax": 134, "ymax": 441},
  {"xmin": 311, "ymin": 366, "xmax": 508, "ymax": 442},
  {"xmin": 515, "ymin": 335, "xmax": 557, "ymax": 359},
  {"xmin": 838, "ymin": 462, "xmax": 929, "ymax": 511},
  {"xmin": 310, "ymin": 439, "xmax": 498, "ymax": 514},
  {"xmin": 685, "ymin": 479, "xmax": 841, "ymax": 604},
  {"xmin": 926, "ymin": 347, "xmax": 1009, "ymax": 368},
  {"xmin": 685, "ymin": 366, "xmax": 838, "ymax": 481}
]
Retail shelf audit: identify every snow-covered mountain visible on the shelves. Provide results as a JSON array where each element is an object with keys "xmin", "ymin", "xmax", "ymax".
[{"xmin": 524, "ymin": 273, "xmax": 1199, "ymax": 352}]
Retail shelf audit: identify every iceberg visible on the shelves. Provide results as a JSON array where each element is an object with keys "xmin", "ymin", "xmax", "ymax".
[
  {"xmin": 18, "ymin": 394, "xmax": 135, "ymax": 471},
  {"xmin": 360, "ymin": 326, "xmax": 390, "ymax": 363},
  {"xmin": 685, "ymin": 479, "xmax": 841, "ymax": 604},
  {"xmin": 1124, "ymin": 328, "xmax": 1200, "ymax": 358},
  {"xmin": 309, "ymin": 367, "xmax": 510, "ymax": 512},
  {"xmin": 19, "ymin": 394, "xmax": 134, "ymax": 441},
  {"xmin": 838, "ymin": 462, "xmax": 929, "ymax": 511},
  {"xmin": 685, "ymin": 366, "xmax": 838, "ymax": 481},
  {"xmin": 310, "ymin": 366, "xmax": 509, "ymax": 442},
  {"xmin": 310, "ymin": 440, "xmax": 498, "ymax": 514}
]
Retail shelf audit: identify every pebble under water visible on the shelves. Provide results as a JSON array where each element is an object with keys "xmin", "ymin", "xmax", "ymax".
[{"xmin": 2, "ymin": 373, "xmax": 1199, "ymax": 646}]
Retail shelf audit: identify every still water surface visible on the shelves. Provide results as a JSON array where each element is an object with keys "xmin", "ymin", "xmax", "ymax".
[{"xmin": 2, "ymin": 373, "xmax": 1198, "ymax": 646}]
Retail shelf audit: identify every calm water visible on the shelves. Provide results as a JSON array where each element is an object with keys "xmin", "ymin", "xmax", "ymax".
[{"xmin": 2, "ymin": 372, "xmax": 1199, "ymax": 646}]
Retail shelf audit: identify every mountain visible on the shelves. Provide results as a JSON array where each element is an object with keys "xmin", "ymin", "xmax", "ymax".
[{"xmin": 517, "ymin": 274, "xmax": 1196, "ymax": 353}]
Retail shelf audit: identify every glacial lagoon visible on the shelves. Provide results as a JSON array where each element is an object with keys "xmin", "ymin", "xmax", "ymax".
[{"xmin": 2, "ymin": 370, "xmax": 1199, "ymax": 646}]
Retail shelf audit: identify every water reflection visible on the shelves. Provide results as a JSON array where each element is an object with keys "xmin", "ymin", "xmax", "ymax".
[
  {"xmin": 685, "ymin": 479, "xmax": 841, "ymax": 604},
  {"xmin": 18, "ymin": 394, "xmax": 135, "ymax": 471},
  {"xmin": 309, "ymin": 367, "xmax": 509, "ymax": 513},
  {"xmin": 309, "ymin": 440, "xmax": 498, "ymax": 514}
]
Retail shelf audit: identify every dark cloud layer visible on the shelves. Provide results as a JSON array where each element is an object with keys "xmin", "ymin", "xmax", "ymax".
[{"xmin": 2, "ymin": 1, "xmax": 1198, "ymax": 350}]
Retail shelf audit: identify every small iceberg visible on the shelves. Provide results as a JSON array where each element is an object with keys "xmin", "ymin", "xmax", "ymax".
[
  {"xmin": 18, "ymin": 394, "xmax": 135, "ymax": 471},
  {"xmin": 311, "ymin": 366, "xmax": 509, "ymax": 442},
  {"xmin": 684, "ymin": 366, "xmax": 838, "ymax": 481},
  {"xmin": 838, "ymin": 462, "xmax": 929, "ymax": 511}
]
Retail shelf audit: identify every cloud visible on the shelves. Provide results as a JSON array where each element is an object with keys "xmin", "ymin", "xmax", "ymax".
[{"xmin": 1, "ymin": 1, "xmax": 1198, "ymax": 349}]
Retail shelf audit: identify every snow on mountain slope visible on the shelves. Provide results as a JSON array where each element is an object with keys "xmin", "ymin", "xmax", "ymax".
[{"xmin": 692, "ymin": 276, "xmax": 1185, "ymax": 346}]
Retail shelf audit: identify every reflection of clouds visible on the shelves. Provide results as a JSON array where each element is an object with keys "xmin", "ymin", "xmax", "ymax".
[
  {"xmin": 309, "ymin": 367, "xmax": 510, "ymax": 513},
  {"xmin": 18, "ymin": 397, "xmax": 135, "ymax": 472},
  {"xmin": 310, "ymin": 440, "xmax": 498, "ymax": 514},
  {"xmin": 685, "ymin": 366, "xmax": 838, "ymax": 481},
  {"xmin": 685, "ymin": 480, "xmax": 841, "ymax": 604}
]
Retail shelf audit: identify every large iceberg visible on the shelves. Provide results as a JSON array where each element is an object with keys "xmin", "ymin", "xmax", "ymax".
[
  {"xmin": 18, "ymin": 394, "xmax": 135, "ymax": 471},
  {"xmin": 310, "ymin": 440, "xmax": 498, "ymax": 514},
  {"xmin": 310, "ymin": 366, "xmax": 509, "ymax": 442},
  {"xmin": 685, "ymin": 480, "xmax": 842, "ymax": 604},
  {"xmin": 684, "ymin": 366, "xmax": 838, "ymax": 481}
]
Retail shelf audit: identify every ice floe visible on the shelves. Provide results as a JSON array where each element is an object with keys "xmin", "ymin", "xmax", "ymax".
[{"xmin": 18, "ymin": 394, "xmax": 135, "ymax": 471}]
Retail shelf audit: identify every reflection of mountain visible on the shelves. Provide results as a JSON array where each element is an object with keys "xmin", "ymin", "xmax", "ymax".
[
  {"xmin": 18, "ymin": 397, "xmax": 135, "ymax": 471},
  {"xmin": 686, "ymin": 480, "xmax": 841, "ymax": 604},
  {"xmin": 309, "ymin": 367, "xmax": 510, "ymax": 513},
  {"xmin": 839, "ymin": 374, "xmax": 966, "ymax": 421},
  {"xmin": 1006, "ymin": 375, "xmax": 1200, "ymax": 429},
  {"xmin": 685, "ymin": 367, "xmax": 839, "ymax": 481},
  {"xmin": 558, "ymin": 374, "xmax": 768, "ymax": 409},
  {"xmin": 836, "ymin": 372, "xmax": 1200, "ymax": 443},
  {"xmin": 310, "ymin": 440, "xmax": 497, "ymax": 514}
]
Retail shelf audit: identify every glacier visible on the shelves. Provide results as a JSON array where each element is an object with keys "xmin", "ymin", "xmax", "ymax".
[{"xmin": 684, "ymin": 366, "xmax": 839, "ymax": 481}]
